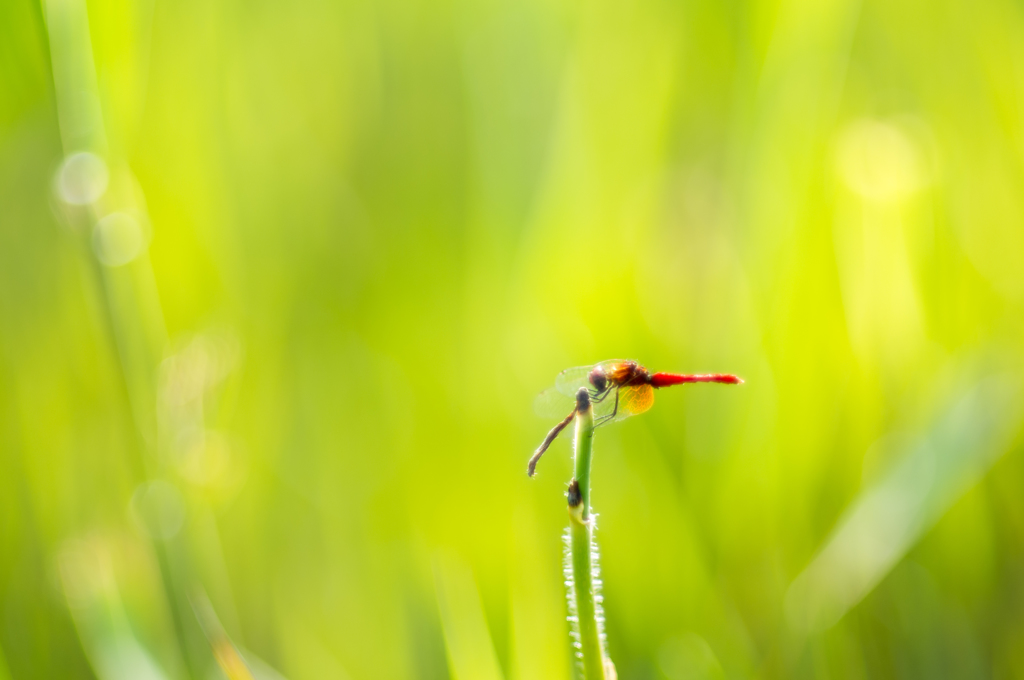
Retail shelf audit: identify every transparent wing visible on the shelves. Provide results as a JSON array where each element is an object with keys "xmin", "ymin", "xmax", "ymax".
[
  {"xmin": 553, "ymin": 359, "xmax": 632, "ymax": 397},
  {"xmin": 619, "ymin": 384, "xmax": 655, "ymax": 419},
  {"xmin": 534, "ymin": 386, "xmax": 577, "ymax": 419},
  {"xmin": 537, "ymin": 382, "xmax": 656, "ymax": 424},
  {"xmin": 592, "ymin": 384, "xmax": 655, "ymax": 424},
  {"xmin": 553, "ymin": 365, "xmax": 595, "ymax": 397}
]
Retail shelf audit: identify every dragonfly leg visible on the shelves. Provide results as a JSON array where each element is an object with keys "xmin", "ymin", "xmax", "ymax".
[
  {"xmin": 594, "ymin": 388, "xmax": 620, "ymax": 428},
  {"xmin": 528, "ymin": 407, "xmax": 577, "ymax": 477},
  {"xmin": 590, "ymin": 386, "xmax": 613, "ymax": 404}
]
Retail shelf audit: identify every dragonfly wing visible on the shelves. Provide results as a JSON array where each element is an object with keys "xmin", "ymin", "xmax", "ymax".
[
  {"xmin": 608, "ymin": 384, "xmax": 655, "ymax": 423},
  {"xmin": 594, "ymin": 358, "xmax": 635, "ymax": 371},
  {"xmin": 553, "ymin": 365, "xmax": 595, "ymax": 398},
  {"xmin": 538, "ymin": 382, "xmax": 654, "ymax": 422},
  {"xmin": 553, "ymin": 359, "xmax": 634, "ymax": 397},
  {"xmin": 534, "ymin": 386, "xmax": 577, "ymax": 419}
]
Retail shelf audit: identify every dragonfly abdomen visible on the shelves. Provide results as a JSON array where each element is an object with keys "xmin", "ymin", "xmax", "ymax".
[{"xmin": 650, "ymin": 372, "xmax": 743, "ymax": 388}]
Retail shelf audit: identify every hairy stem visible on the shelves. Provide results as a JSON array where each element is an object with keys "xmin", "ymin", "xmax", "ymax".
[{"xmin": 567, "ymin": 388, "xmax": 608, "ymax": 680}]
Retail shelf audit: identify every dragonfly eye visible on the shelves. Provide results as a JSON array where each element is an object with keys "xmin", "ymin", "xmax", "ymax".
[{"xmin": 589, "ymin": 370, "xmax": 607, "ymax": 393}]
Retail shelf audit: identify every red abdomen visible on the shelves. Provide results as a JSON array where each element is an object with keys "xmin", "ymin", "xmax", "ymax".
[{"xmin": 650, "ymin": 372, "xmax": 743, "ymax": 388}]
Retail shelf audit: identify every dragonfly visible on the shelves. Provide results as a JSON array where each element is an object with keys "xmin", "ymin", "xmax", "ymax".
[{"xmin": 527, "ymin": 359, "xmax": 743, "ymax": 476}]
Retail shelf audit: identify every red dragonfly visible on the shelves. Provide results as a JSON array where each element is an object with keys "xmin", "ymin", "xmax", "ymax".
[{"xmin": 528, "ymin": 359, "xmax": 742, "ymax": 476}]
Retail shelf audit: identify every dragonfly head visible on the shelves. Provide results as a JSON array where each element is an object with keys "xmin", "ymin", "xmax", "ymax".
[{"xmin": 588, "ymin": 368, "xmax": 608, "ymax": 393}]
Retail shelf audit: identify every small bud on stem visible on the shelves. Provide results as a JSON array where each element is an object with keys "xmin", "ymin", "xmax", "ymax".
[
  {"xmin": 567, "ymin": 479, "xmax": 582, "ymax": 508},
  {"xmin": 576, "ymin": 387, "xmax": 591, "ymax": 412}
]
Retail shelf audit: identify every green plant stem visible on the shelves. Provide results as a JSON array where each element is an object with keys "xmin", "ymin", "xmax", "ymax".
[
  {"xmin": 43, "ymin": 2, "xmax": 209, "ymax": 676},
  {"xmin": 574, "ymin": 401, "xmax": 596, "ymax": 518},
  {"xmin": 569, "ymin": 390, "xmax": 607, "ymax": 680}
]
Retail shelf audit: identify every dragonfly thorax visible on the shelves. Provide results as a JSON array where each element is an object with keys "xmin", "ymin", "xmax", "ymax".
[{"xmin": 589, "ymin": 361, "xmax": 650, "ymax": 392}]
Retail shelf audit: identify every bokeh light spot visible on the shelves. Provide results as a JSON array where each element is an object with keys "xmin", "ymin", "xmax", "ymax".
[
  {"xmin": 93, "ymin": 212, "xmax": 144, "ymax": 266},
  {"xmin": 56, "ymin": 151, "xmax": 109, "ymax": 205},
  {"xmin": 836, "ymin": 120, "xmax": 924, "ymax": 202}
]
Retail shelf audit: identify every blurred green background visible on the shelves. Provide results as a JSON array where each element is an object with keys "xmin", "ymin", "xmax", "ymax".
[{"xmin": 3, "ymin": 0, "xmax": 1024, "ymax": 677}]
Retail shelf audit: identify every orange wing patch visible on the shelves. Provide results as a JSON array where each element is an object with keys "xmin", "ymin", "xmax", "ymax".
[{"xmin": 618, "ymin": 384, "xmax": 654, "ymax": 417}]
